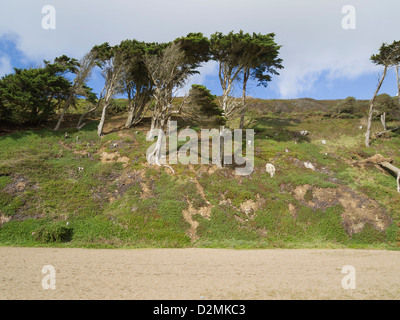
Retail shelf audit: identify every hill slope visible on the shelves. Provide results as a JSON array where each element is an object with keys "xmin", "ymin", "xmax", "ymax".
[{"xmin": 0, "ymin": 99, "xmax": 400, "ymax": 249}]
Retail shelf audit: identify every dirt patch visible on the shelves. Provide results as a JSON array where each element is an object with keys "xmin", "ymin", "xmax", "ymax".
[
  {"xmin": 182, "ymin": 166, "xmax": 214, "ymax": 241},
  {"xmin": 182, "ymin": 201, "xmax": 200, "ymax": 242},
  {"xmin": 0, "ymin": 214, "xmax": 11, "ymax": 226},
  {"xmin": 293, "ymin": 184, "xmax": 392, "ymax": 235},
  {"xmin": 107, "ymin": 170, "xmax": 143, "ymax": 203},
  {"xmin": 137, "ymin": 169, "xmax": 154, "ymax": 199},
  {"xmin": 288, "ymin": 203, "xmax": 297, "ymax": 219},
  {"xmin": 100, "ymin": 151, "xmax": 130, "ymax": 167},
  {"xmin": 2, "ymin": 176, "xmax": 29, "ymax": 194}
]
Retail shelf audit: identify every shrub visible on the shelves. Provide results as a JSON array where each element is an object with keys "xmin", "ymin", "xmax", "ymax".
[
  {"xmin": 33, "ymin": 223, "xmax": 73, "ymax": 243},
  {"xmin": 108, "ymin": 99, "xmax": 129, "ymax": 115},
  {"xmin": 333, "ymin": 96, "xmax": 357, "ymax": 115},
  {"xmin": 184, "ymin": 84, "xmax": 224, "ymax": 121},
  {"xmin": 374, "ymin": 93, "xmax": 397, "ymax": 117}
]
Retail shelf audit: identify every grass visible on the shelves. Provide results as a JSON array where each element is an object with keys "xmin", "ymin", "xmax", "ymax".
[{"xmin": 1, "ymin": 102, "xmax": 400, "ymax": 249}]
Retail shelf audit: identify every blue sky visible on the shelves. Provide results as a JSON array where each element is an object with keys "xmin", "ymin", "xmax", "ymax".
[{"xmin": 0, "ymin": 0, "xmax": 399, "ymax": 100}]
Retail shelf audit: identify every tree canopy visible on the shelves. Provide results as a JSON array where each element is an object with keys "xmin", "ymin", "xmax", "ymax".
[
  {"xmin": 210, "ymin": 30, "xmax": 283, "ymax": 120},
  {"xmin": 0, "ymin": 56, "xmax": 79, "ymax": 124}
]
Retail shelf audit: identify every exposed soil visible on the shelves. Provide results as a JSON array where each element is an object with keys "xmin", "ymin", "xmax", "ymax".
[
  {"xmin": 292, "ymin": 184, "xmax": 392, "ymax": 235},
  {"xmin": 182, "ymin": 165, "xmax": 214, "ymax": 241}
]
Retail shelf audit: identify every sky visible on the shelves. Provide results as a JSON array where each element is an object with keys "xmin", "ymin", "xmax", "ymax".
[{"xmin": 0, "ymin": 0, "xmax": 399, "ymax": 100}]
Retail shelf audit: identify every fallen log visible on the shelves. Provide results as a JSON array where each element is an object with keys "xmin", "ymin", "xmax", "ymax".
[
  {"xmin": 355, "ymin": 154, "xmax": 399, "ymax": 193},
  {"xmin": 374, "ymin": 126, "xmax": 400, "ymax": 138},
  {"xmin": 358, "ymin": 154, "xmax": 392, "ymax": 165},
  {"xmin": 380, "ymin": 161, "xmax": 400, "ymax": 193}
]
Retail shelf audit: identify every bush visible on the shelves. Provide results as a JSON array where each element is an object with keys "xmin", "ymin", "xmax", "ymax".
[
  {"xmin": 374, "ymin": 93, "xmax": 397, "ymax": 116},
  {"xmin": 108, "ymin": 99, "xmax": 128, "ymax": 115},
  {"xmin": 33, "ymin": 223, "xmax": 73, "ymax": 243},
  {"xmin": 185, "ymin": 84, "xmax": 223, "ymax": 118},
  {"xmin": 333, "ymin": 96, "xmax": 357, "ymax": 115},
  {"xmin": 0, "ymin": 56, "xmax": 79, "ymax": 124}
]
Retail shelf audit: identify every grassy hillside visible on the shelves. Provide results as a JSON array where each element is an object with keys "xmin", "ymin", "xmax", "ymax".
[{"xmin": 1, "ymin": 98, "xmax": 400, "ymax": 249}]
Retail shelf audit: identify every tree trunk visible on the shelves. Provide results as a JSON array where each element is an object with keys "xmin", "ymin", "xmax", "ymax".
[
  {"xmin": 375, "ymin": 126, "xmax": 400, "ymax": 138},
  {"xmin": 381, "ymin": 112, "xmax": 387, "ymax": 131},
  {"xmin": 147, "ymin": 129, "xmax": 164, "ymax": 165},
  {"xmin": 365, "ymin": 66, "xmax": 387, "ymax": 147},
  {"xmin": 239, "ymin": 69, "xmax": 249, "ymax": 130},
  {"xmin": 125, "ymin": 102, "xmax": 135, "ymax": 128},
  {"xmin": 125, "ymin": 90, "xmax": 135, "ymax": 128},
  {"xmin": 397, "ymin": 66, "xmax": 400, "ymax": 110},
  {"xmin": 380, "ymin": 161, "xmax": 400, "ymax": 193},
  {"xmin": 97, "ymin": 103, "xmax": 109, "ymax": 137},
  {"xmin": 219, "ymin": 125, "xmax": 225, "ymax": 167},
  {"xmin": 77, "ymin": 102, "xmax": 101, "ymax": 130},
  {"xmin": 54, "ymin": 95, "xmax": 72, "ymax": 131}
]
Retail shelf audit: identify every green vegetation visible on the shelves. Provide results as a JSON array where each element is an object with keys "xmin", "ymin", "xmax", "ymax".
[{"xmin": 1, "ymin": 98, "xmax": 400, "ymax": 249}]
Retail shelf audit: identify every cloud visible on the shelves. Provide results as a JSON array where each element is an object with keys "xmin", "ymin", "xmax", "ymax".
[
  {"xmin": 0, "ymin": 0, "xmax": 399, "ymax": 98},
  {"xmin": 175, "ymin": 61, "xmax": 219, "ymax": 96},
  {"xmin": 0, "ymin": 55, "xmax": 12, "ymax": 77}
]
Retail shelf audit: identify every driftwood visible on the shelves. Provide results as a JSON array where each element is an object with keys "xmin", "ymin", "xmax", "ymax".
[
  {"xmin": 380, "ymin": 161, "xmax": 400, "ymax": 193},
  {"xmin": 374, "ymin": 126, "xmax": 400, "ymax": 138},
  {"xmin": 357, "ymin": 154, "xmax": 400, "ymax": 193}
]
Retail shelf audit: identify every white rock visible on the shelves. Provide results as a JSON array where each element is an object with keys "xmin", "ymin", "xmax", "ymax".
[
  {"xmin": 300, "ymin": 130, "xmax": 309, "ymax": 136},
  {"xmin": 304, "ymin": 162, "xmax": 315, "ymax": 170},
  {"xmin": 321, "ymin": 140, "xmax": 326, "ymax": 145},
  {"xmin": 266, "ymin": 163, "xmax": 276, "ymax": 178}
]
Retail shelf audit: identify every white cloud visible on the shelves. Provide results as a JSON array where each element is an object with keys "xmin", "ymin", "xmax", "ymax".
[
  {"xmin": 0, "ymin": 0, "xmax": 399, "ymax": 98},
  {"xmin": 0, "ymin": 55, "xmax": 12, "ymax": 77},
  {"xmin": 175, "ymin": 60, "xmax": 219, "ymax": 96}
]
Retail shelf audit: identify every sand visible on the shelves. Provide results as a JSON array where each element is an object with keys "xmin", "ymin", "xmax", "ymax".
[{"xmin": 1, "ymin": 247, "xmax": 399, "ymax": 300}]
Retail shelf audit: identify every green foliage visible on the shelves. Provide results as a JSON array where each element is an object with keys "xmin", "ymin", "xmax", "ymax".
[
  {"xmin": 0, "ymin": 176, "xmax": 12, "ymax": 189},
  {"xmin": 210, "ymin": 30, "xmax": 283, "ymax": 90},
  {"xmin": 186, "ymin": 84, "xmax": 224, "ymax": 119},
  {"xmin": 33, "ymin": 222, "xmax": 73, "ymax": 243},
  {"xmin": 0, "ymin": 192, "xmax": 24, "ymax": 216},
  {"xmin": 374, "ymin": 93, "xmax": 397, "ymax": 115},
  {"xmin": 371, "ymin": 40, "xmax": 400, "ymax": 67},
  {"xmin": 351, "ymin": 224, "xmax": 386, "ymax": 245},
  {"xmin": 333, "ymin": 96, "xmax": 357, "ymax": 115},
  {"xmin": 0, "ymin": 56, "xmax": 79, "ymax": 124},
  {"xmin": 0, "ymin": 97, "xmax": 399, "ymax": 249},
  {"xmin": 108, "ymin": 99, "xmax": 129, "ymax": 115}
]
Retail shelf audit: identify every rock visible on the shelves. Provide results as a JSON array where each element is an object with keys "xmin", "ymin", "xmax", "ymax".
[
  {"xmin": 304, "ymin": 162, "xmax": 315, "ymax": 170},
  {"xmin": 321, "ymin": 140, "xmax": 326, "ymax": 145},
  {"xmin": 266, "ymin": 163, "xmax": 276, "ymax": 178}
]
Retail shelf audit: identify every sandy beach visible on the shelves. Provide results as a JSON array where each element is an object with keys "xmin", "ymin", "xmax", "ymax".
[{"xmin": 1, "ymin": 247, "xmax": 399, "ymax": 300}]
